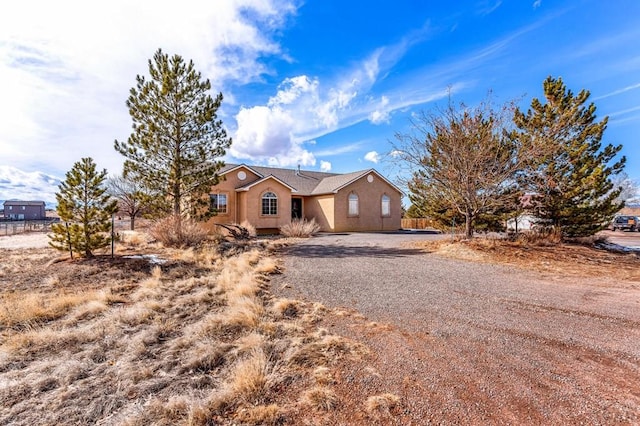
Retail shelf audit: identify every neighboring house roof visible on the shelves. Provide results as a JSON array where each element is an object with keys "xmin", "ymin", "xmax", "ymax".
[
  {"xmin": 219, "ymin": 164, "xmax": 402, "ymax": 196},
  {"xmin": 3, "ymin": 200, "xmax": 45, "ymax": 206}
]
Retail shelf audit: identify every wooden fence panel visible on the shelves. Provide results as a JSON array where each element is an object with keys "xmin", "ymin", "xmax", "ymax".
[{"xmin": 401, "ymin": 218, "xmax": 436, "ymax": 229}]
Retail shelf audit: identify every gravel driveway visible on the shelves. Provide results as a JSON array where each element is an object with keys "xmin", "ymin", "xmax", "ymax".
[{"xmin": 272, "ymin": 232, "xmax": 640, "ymax": 423}]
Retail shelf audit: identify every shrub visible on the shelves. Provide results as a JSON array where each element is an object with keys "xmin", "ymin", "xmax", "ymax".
[
  {"xmin": 280, "ymin": 218, "xmax": 321, "ymax": 238},
  {"xmin": 365, "ymin": 393, "xmax": 400, "ymax": 416},
  {"xmin": 149, "ymin": 215, "xmax": 208, "ymax": 248},
  {"xmin": 516, "ymin": 227, "xmax": 563, "ymax": 246},
  {"xmin": 240, "ymin": 220, "xmax": 257, "ymax": 238},
  {"xmin": 300, "ymin": 386, "xmax": 339, "ymax": 411}
]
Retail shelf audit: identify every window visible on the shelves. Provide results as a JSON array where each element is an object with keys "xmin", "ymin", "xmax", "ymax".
[
  {"xmin": 8, "ymin": 206, "xmax": 12, "ymax": 210},
  {"xmin": 381, "ymin": 194, "xmax": 390, "ymax": 217},
  {"xmin": 348, "ymin": 193, "xmax": 359, "ymax": 216},
  {"xmin": 21, "ymin": 206, "xmax": 26, "ymax": 210},
  {"xmin": 262, "ymin": 192, "xmax": 278, "ymax": 215},
  {"xmin": 210, "ymin": 193, "xmax": 228, "ymax": 214}
]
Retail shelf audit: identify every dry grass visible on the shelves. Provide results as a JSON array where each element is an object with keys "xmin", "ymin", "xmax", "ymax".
[
  {"xmin": 413, "ymin": 236, "xmax": 640, "ymax": 281},
  {"xmin": 0, "ymin": 291, "xmax": 106, "ymax": 329},
  {"xmin": 239, "ymin": 220, "xmax": 257, "ymax": 238},
  {"xmin": 301, "ymin": 386, "xmax": 339, "ymax": 411},
  {"xmin": 365, "ymin": 393, "xmax": 400, "ymax": 417},
  {"xmin": 0, "ymin": 237, "xmax": 391, "ymax": 425},
  {"xmin": 226, "ymin": 349, "xmax": 270, "ymax": 402},
  {"xmin": 234, "ymin": 404, "xmax": 282, "ymax": 425},
  {"xmin": 280, "ymin": 218, "xmax": 321, "ymax": 238},
  {"xmin": 271, "ymin": 298, "xmax": 301, "ymax": 319},
  {"xmin": 149, "ymin": 214, "xmax": 210, "ymax": 248},
  {"xmin": 119, "ymin": 230, "xmax": 149, "ymax": 246}
]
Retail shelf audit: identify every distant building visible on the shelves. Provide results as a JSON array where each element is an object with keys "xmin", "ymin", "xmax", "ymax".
[
  {"xmin": 2, "ymin": 200, "xmax": 46, "ymax": 220},
  {"xmin": 619, "ymin": 203, "xmax": 640, "ymax": 217}
]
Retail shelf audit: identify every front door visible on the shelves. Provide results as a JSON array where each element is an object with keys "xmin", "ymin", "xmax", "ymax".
[{"xmin": 291, "ymin": 198, "xmax": 302, "ymax": 219}]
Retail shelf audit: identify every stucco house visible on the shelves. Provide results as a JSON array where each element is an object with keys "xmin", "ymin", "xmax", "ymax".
[
  {"xmin": 206, "ymin": 164, "xmax": 402, "ymax": 232},
  {"xmin": 3, "ymin": 200, "xmax": 46, "ymax": 220}
]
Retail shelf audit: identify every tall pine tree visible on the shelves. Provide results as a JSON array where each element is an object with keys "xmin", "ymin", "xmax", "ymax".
[
  {"xmin": 114, "ymin": 49, "xmax": 231, "ymax": 224},
  {"xmin": 49, "ymin": 158, "xmax": 117, "ymax": 257},
  {"xmin": 513, "ymin": 76, "xmax": 626, "ymax": 237}
]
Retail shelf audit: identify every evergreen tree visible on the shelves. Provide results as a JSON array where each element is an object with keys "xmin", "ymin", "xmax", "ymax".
[
  {"xmin": 513, "ymin": 76, "xmax": 626, "ymax": 237},
  {"xmin": 49, "ymin": 158, "xmax": 118, "ymax": 257},
  {"xmin": 114, "ymin": 49, "xmax": 232, "ymax": 225}
]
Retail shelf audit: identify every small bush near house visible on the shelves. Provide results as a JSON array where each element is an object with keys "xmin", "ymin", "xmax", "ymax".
[
  {"xmin": 280, "ymin": 218, "xmax": 321, "ymax": 238},
  {"xmin": 149, "ymin": 214, "xmax": 209, "ymax": 247},
  {"xmin": 240, "ymin": 220, "xmax": 257, "ymax": 238}
]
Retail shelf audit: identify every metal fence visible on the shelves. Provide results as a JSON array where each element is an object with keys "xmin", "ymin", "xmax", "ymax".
[{"xmin": 0, "ymin": 219, "xmax": 58, "ymax": 236}]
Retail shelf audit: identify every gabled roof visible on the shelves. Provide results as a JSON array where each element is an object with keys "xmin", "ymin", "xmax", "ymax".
[
  {"xmin": 3, "ymin": 200, "xmax": 46, "ymax": 206},
  {"xmin": 219, "ymin": 164, "xmax": 264, "ymax": 179},
  {"xmin": 219, "ymin": 163, "xmax": 402, "ymax": 195},
  {"xmin": 235, "ymin": 174, "xmax": 297, "ymax": 193}
]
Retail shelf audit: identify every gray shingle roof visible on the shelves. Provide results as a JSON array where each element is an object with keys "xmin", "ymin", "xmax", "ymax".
[
  {"xmin": 310, "ymin": 170, "xmax": 370, "ymax": 194},
  {"xmin": 3, "ymin": 200, "xmax": 45, "ymax": 206},
  {"xmin": 219, "ymin": 164, "xmax": 401, "ymax": 195}
]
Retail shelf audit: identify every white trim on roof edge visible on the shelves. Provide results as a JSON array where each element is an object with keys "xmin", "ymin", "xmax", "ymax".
[
  {"xmin": 219, "ymin": 163, "xmax": 264, "ymax": 178},
  {"xmin": 325, "ymin": 169, "xmax": 404, "ymax": 195},
  {"xmin": 235, "ymin": 175, "xmax": 298, "ymax": 193}
]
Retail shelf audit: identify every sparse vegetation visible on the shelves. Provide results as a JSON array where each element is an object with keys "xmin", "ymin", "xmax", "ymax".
[
  {"xmin": 280, "ymin": 218, "xmax": 321, "ymax": 237},
  {"xmin": 365, "ymin": 393, "xmax": 400, "ymax": 417},
  {"xmin": 149, "ymin": 214, "xmax": 209, "ymax": 247},
  {"xmin": 301, "ymin": 386, "xmax": 339, "ymax": 411},
  {"xmin": 0, "ymin": 232, "xmax": 389, "ymax": 425}
]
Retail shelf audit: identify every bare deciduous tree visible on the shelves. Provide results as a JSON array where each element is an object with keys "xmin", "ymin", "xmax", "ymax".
[
  {"xmin": 106, "ymin": 175, "xmax": 151, "ymax": 230},
  {"xmin": 391, "ymin": 97, "xmax": 528, "ymax": 238}
]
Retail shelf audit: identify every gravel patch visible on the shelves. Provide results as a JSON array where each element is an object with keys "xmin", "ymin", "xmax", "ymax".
[{"xmin": 271, "ymin": 232, "xmax": 640, "ymax": 423}]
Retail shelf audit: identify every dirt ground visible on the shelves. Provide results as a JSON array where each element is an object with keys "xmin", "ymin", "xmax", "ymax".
[
  {"xmin": 2, "ymin": 231, "xmax": 640, "ymax": 424},
  {"xmin": 273, "ymin": 232, "xmax": 640, "ymax": 424}
]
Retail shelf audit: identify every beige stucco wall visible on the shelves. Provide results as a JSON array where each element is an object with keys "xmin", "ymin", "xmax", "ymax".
[
  {"xmin": 242, "ymin": 179, "xmax": 292, "ymax": 229},
  {"xmin": 332, "ymin": 173, "xmax": 402, "ymax": 232},
  {"xmin": 205, "ymin": 166, "xmax": 401, "ymax": 233},
  {"xmin": 205, "ymin": 166, "xmax": 261, "ymax": 229},
  {"xmin": 304, "ymin": 194, "xmax": 335, "ymax": 231}
]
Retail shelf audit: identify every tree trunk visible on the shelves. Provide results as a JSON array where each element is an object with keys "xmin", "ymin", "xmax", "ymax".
[
  {"xmin": 130, "ymin": 214, "xmax": 135, "ymax": 231},
  {"xmin": 465, "ymin": 212, "xmax": 474, "ymax": 239}
]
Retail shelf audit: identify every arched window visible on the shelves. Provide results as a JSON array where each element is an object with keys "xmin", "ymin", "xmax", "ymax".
[
  {"xmin": 348, "ymin": 193, "xmax": 359, "ymax": 216},
  {"xmin": 381, "ymin": 194, "xmax": 390, "ymax": 217},
  {"xmin": 262, "ymin": 191, "xmax": 278, "ymax": 215}
]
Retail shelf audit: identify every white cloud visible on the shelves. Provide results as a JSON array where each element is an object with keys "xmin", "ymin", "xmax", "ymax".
[
  {"xmin": 594, "ymin": 82, "xmax": 640, "ymax": 101},
  {"xmin": 369, "ymin": 96, "xmax": 391, "ymax": 124},
  {"xmin": 232, "ymin": 101, "xmax": 317, "ymax": 167},
  {"xmin": 0, "ymin": 166, "xmax": 61, "ymax": 203},
  {"xmin": 364, "ymin": 151, "xmax": 380, "ymax": 163},
  {"xmin": 0, "ymin": 0, "xmax": 297, "ymax": 176},
  {"xmin": 320, "ymin": 161, "xmax": 332, "ymax": 172},
  {"xmin": 533, "ymin": 0, "xmax": 542, "ymax": 9},
  {"xmin": 477, "ymin": 0, "xmax": 503, "ymax": 16},
  {"xmin": 232, "ymin": 72, "xmax": 360, "ymax": 166}
]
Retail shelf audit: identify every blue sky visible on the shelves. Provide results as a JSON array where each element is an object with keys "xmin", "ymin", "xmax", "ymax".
[{"xmin": 1, "ymin": 0, "xmax": 639, "ymax": 203}]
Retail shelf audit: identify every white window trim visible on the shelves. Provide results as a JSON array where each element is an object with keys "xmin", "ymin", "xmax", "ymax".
[
  {"xmin": 210, "ymin": 193, "xmax": 228, "ymax": 214},
  {"xmin": 261, "ymin": 191, "xmax": 278, "ymax": 216},
  {"xmin": 381, "ymin": 194, "xmax": 391, "ymax": 217},
  {"xmin": 348, "ymin": 193, "xmax": 359, "ymax": 217}
]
